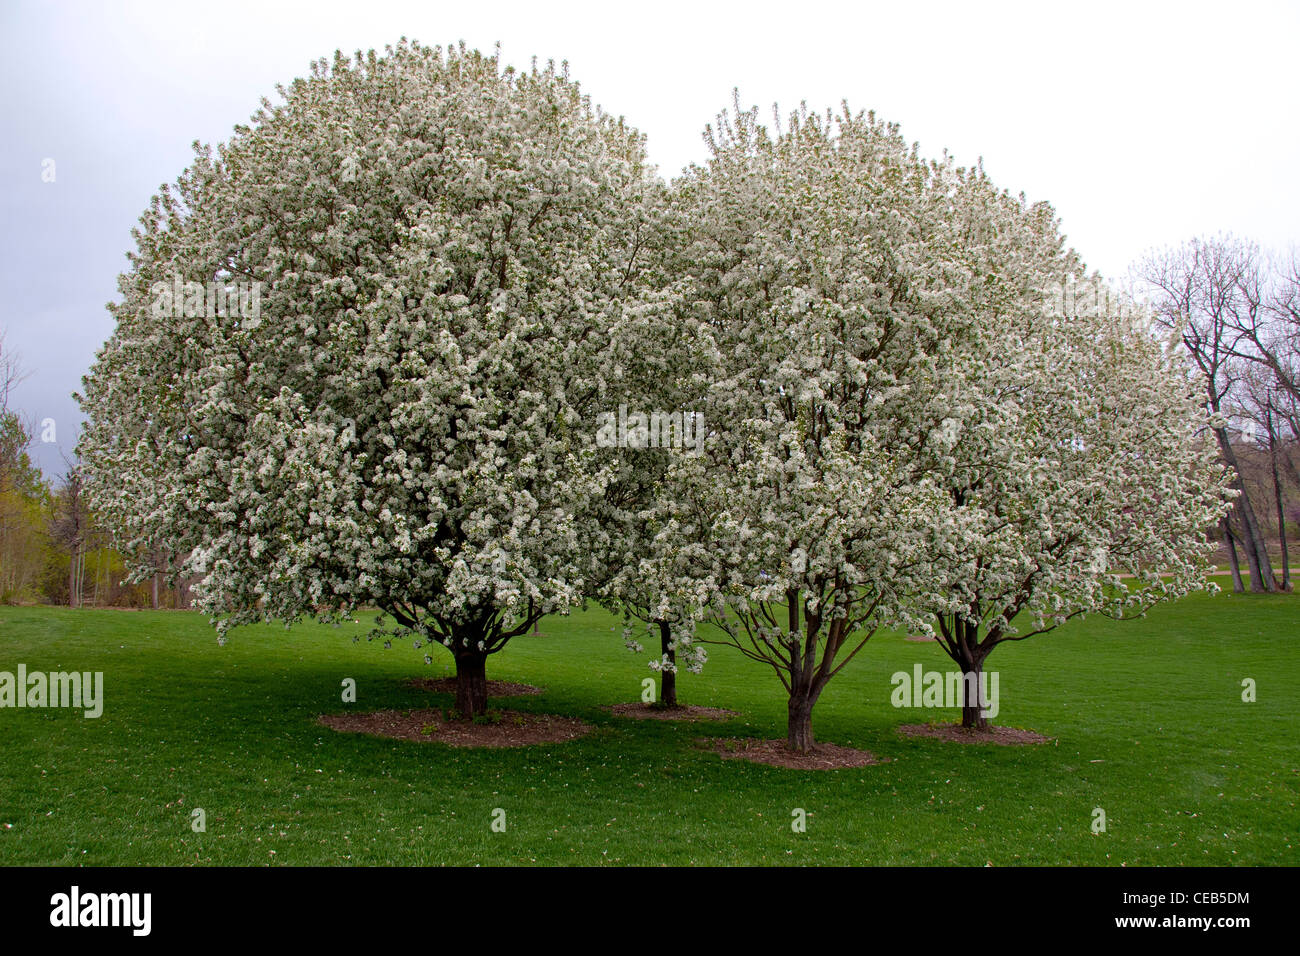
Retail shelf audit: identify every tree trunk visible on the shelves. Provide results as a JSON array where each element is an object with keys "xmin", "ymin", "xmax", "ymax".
[
  {"xmin": 453, "ymin": 650, "xmax": 489, "ymax": 719},
  {"xmin": 1221, "ymin": 516, "xmax": 1245, "ymax": 593},
  {"xmin": 1266, "ymin": 413, "xmax": 1292, "ymax": 590},
  {"xmin": 658, "ymin": 620, "xmax": 677, "ymax": 708},
  {"xmin": 960, "ymin": 657, "xmax": 990, "ymax": 731},
  {"xmin": 1215, "ymin": 427, "xmax": 1277, "ymax": 591},
  {"xmin": 786, "ymin": 684, "xmax": 823, "ymax": 752},
  {"xmin": 787, "ymin": 696, "xmax": 814, "ymax": 752}
]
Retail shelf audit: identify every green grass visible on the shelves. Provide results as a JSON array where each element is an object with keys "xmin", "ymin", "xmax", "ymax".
[{"xmin": 0, "ymin": 578, "xmax": 1296, "ymax": 866}]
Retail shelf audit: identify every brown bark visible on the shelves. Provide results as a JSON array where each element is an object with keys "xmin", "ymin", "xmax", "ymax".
[
  {"xmin": 453, "ymin": 650, "xmax": 488, "ymax": 718},
  {"xmin": 658, "ymin": 620, "xmax": 677, "ymax": 708},
  {"xmin": 944, "ymin": 615, "xmax": 991, "ymax": 730},
  {"xmin": 787, "ymin": 691, "xmax": 817, "ymax": 752},
  {"xmin": 784, "ymin": 589, "xmax": 819, "ymax": 751},
  {"xmin": 959, "ymin": 654, "xmax": 990, "ymax": 731}
]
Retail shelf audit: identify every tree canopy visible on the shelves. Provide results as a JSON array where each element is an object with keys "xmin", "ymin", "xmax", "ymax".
[{"xmin": 79, "ymin": 41, "xmax": 663, "ymax": 715}]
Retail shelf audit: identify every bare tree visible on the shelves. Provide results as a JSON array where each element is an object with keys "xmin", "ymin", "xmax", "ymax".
[
  {"xmin": 1224, "ymin": 246, "xmax": 1300, "ymax": 403},
  {"xmin": 1262, "ymin": 396, "xmax": 1295, "ymax": 591},
  {"xmin": 1237, "ymin": 365, "xmax": 1296, "ymax": 590},
  {"xmin": 0, "ymin": 329, "xmax": 29, "ymax": 412},
  {"xmin": 1133, "ymin": 237, "xmax": 1280, "ymax": 592},
  {"xmin": 48, "ymin": 465, "xmax": 91, "ymax": 608}
]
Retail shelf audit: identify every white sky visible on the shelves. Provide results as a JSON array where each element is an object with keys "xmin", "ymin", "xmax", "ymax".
[{"xmin": 2, "ymin": 0, "xmax": 1298, "ymax": 477}]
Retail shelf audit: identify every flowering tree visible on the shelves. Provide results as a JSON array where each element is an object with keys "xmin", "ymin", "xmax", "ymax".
[
  {"xmin": 592, "ymin": 260, "xmax": 716, "ymax": 709},
  {"xmin": 915, "ymin": 234, "xmax": 1227, "ymax": 733},
  {"xmin": 78, "ymin": 42, "xmax": 660, "ymax": 717},
  {"xmin": 639, "ymin": 101, "xmax": 1001, "ymax": 752},
  {"xmin": 599, "ymin": 467, "xmax": 711, "ymax": 709},
  {"xmin": 597, "ymin": 458, "xmax": 707, "ymax": 709},
  {"xmin": 910, "ymin": 174, "xmax": 1231, "ymax": 728},
  {"xmin": 919, "ymin": 306, "xmax": 1228, "ymax": 727}
]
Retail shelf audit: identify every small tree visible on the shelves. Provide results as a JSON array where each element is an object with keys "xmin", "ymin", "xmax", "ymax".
[
  {"xmin": 78, "ymin": 42, "xmax": 659, "ymax": 716},
  {"xmin": 593, "ymin": 276, "xmax": 716, "ymax": 709},
  {"xmin": 48, "ymin": 466, "xmax": 92, "ymax": 608},
  {"xmin": 600, "ymin": 463, "xmax": 706, "ymax": 709}
]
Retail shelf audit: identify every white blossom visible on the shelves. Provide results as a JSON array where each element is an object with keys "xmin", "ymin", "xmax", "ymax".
[{"xmin": 77, "ymin": 43, "xmax": 659, "ymax": 709}]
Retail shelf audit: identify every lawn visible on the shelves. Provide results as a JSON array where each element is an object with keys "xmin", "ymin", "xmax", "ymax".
[{"xmin": 0, "ymin": 578, "xmax": 1296, "ymax": 866}]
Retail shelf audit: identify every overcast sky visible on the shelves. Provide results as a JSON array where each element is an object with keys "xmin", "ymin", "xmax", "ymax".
[{"xmin": 2, "ymin": 0, "xmax": 1297, "ymax": 478}]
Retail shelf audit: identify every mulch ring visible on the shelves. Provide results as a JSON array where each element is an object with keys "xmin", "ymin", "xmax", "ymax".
[
  {"xmin": 604, "ymin": 702, "xmax": 738, "ymax": 721},
  {"xmin": 317, "ymin": 709, "xmax": 591, "ymax": 747},
  {"xmin": 403, "ymin": 677, "xmax": 543, "ymax": 697},
  {"xmin": 897, "ymin": 723, "xmax": 1054, "ymax": 746},
  {"xmin": 904, "ymin": 634, "xmax": 937, "ymax": 642},
  {"xmin": 698, "ymin": 736, "xmax": 884, "ymax": 770}
]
